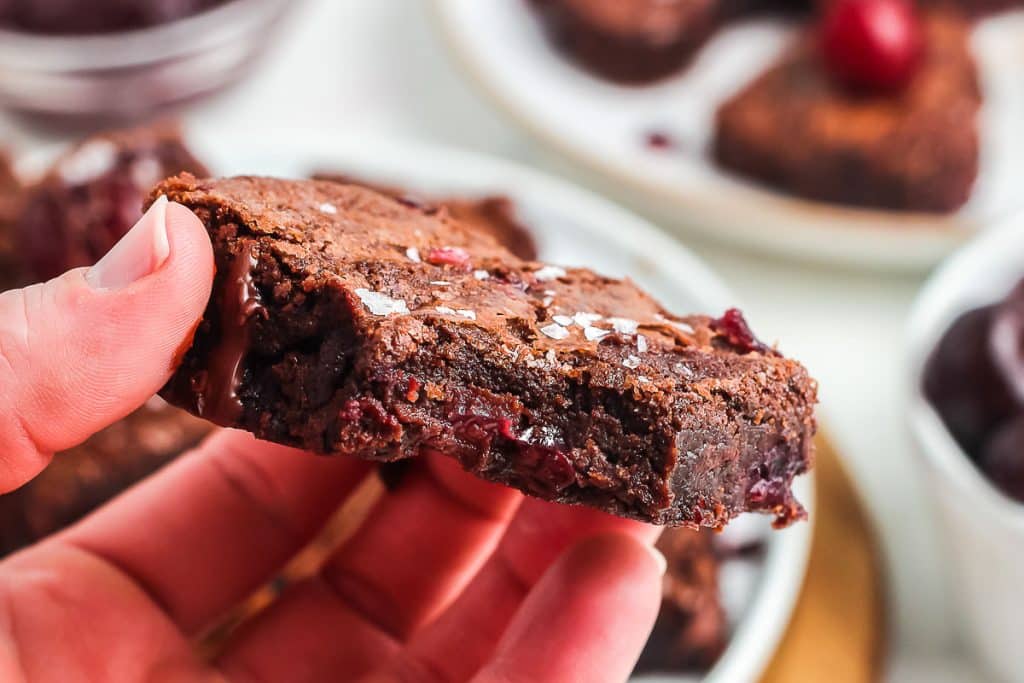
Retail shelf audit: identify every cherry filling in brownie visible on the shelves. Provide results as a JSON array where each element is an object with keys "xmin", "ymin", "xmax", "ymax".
[
  {"xmin": 156, "ymin": 174, "xmax": 816, "ymax": 528},
  {"xmin": 715, "ymin": 11, "xmax": 980, "ymax": 212}
]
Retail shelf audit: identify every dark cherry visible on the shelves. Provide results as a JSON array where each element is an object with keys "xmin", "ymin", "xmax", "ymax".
[
  {"xmin": 710, "ymin": 308, "xmax": 768, "ymax": 354},
  {"xmin": 924, "ymin": 301, "xmax": 1024, "ymax": 455},
  {"xmin": 516, "ymin": 443, "xmax": 576, "ymax": 496},
  {"xmin": 452, "ymin": 412, "xmax": 576, "ymax": 495},
  {"xmin": 819, "ymin": 0, "xmax": 924, "ymax": 93},
  {"xmin": 979, "ymin": 415, "xmax": 1024, "ymax": 503}
]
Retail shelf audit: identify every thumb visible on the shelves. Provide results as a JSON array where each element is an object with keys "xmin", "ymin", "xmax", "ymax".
[{"xmin": 0, "ymin": 197, "xmax": 214, "ymax": 492}]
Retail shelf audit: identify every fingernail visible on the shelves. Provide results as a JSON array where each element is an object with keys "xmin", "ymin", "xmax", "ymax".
[
  {"xmin": 645, "ymin": 545, "xmax": 668, "ymax": 576},
  {"xmin": 86, "ymin": 196, "xmax": 170, "ymax": 290}
]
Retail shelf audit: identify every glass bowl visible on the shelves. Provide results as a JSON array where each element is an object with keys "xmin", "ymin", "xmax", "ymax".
[{"xmin": 0, "ymin": 0, "xmax": 293, "ymax": 122}]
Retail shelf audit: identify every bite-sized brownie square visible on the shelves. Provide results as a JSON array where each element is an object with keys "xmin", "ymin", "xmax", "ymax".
[
  {"xmin": 637, "ymin": 528, "xmax": 728, "ymax": 672},
  {"xmin": 156, "ymin": 175, "xmax": 816, "ymax": 528},
  {"xmin": 0, "ymin": 398, "xmax": 210, "ymax": 556},
  {"xmin": 530, "ymin": 0, "xmax": 723, "ymax": 83},
  {"xmin": 714, "ymin": 13, "xmax": 979, "ymax": 212},
  {"xmin": 312, "ymin": 172, "xmax": 539, "ymax": 260},
  {"xmin": 15, "ymin": 123, "xmax": 209, "ymax": 282}
]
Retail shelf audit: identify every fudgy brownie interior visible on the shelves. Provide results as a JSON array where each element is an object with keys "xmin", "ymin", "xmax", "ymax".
[{"xmin": 158, "ymin": 175, "xmax": 816, "ymax": 528}]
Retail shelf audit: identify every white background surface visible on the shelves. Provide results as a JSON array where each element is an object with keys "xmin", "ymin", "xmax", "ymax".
[{"xmin": 0, "ymin": 1, "xmax": 990, "ymax": 679}]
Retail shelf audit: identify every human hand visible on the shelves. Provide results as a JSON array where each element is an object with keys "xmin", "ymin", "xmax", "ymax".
[
  {"xmin": 0, "ymin": 200, "xmax": 665, "ymax": 682},
  {"xmin": 1, "ymin": 436, "xmax": 664, "ymax": 682},
  {"xmin": 0, "ymin": 196, "xmax": 215, "ymax": 491}
]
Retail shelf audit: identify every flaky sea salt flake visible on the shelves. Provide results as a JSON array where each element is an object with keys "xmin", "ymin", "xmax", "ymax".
[
  {"xmin": 534, "ymin": 265, "xmax": 567, "ymax": 282},
  {"xmin": 607, "ymin": 317, "xmax": 639, "ymax": 335},
  {"xmin": 540, "ymin": 323, "xmax": 570, "ymax": 340},
  {"xmin": 573, "ymin": 312, "xmax": 602, "ymax": 327},
  {"xmin": 355, "ymin": 288, "xmax": 409, "ymax": 316}
]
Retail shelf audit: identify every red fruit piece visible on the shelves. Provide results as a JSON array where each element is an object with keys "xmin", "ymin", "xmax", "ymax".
[
  {"xmin": 710, "ymin": 308, "xmax": 768, "ymax": 354},
  {"xmin": 426, "ymin": 246, "xmax": 471, "ymax": 268},
  {"xmin": 819, "ymin": 0, "xmax": 924, "ymax": 93}
]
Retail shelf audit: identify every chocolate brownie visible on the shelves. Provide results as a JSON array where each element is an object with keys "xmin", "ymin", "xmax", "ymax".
[
  {"xmin": 313, "ymin": 172, "xmax": 538, "ymax": 261},
  {"xmin": 637, "ymin": 528, "xmax": 728, "ymax": 672},
  {"xmin": 0, "ymin": 0, "xmax": 230, "ymax": 35},
  {"xmin": 530, "ymin": 0, "xmax": 722, "ymax": 83},
  {"xmin": 156, "ymin": 175, "xmax": 816, "ymax": 528},
  {"xmin": 0, "ymin": 398, "xmax": 210, "ymax": 556},
  {"xmin": 714, "ymin": 13, "xmax": 979, "ymax": 212},
  {"xmin": 15, "ymin": 123, "xmax": 209, "ymax": 282}
]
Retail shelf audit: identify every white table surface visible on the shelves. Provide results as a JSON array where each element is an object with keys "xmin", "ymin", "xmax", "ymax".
[{"xmin": 0, "ymin": 1, "xmax": 991, "ymax": 679}]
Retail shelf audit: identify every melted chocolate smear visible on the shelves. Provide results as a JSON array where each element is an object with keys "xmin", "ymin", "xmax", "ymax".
[{"xmin": 196, "ymin": 243, "xmax": 264, "ymax": 426}]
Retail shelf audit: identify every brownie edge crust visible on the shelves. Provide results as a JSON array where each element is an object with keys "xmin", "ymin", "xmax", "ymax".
[{"xmin": 155, "ymin": 175, "xmax": 817, "ymax": 528}]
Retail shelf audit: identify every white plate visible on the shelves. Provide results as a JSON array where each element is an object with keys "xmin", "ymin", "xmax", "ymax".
[
  {"xmin": 179, "ymin": 125, "xmax": 813, "ymax": 682},
  {"xmin": 431, "ymin": 0, "xmax": 1024, "ymax": 270}
]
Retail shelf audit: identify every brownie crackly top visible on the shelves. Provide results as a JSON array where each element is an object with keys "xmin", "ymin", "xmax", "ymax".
[{"xmin": 156, "ymin": 175, "xmax": 817, "ymax": 528}]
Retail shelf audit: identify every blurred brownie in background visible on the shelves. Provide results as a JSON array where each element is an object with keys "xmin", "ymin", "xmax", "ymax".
[
  {"xmin": 313, "ymin": 172, "xmax": 539, "ymax": 260},
  {"xmin": 528, "ymin": 0, "xmax": 721, "ymax": 83},
  {"xmin": 714, "ymin": 13, "xmax": 979, "ymax": 212},
  {"xmin": 636, "ymin": 528, "xmax": 729, "ymax": 672},
  {"xmin": 0, "ymin": 399, "xmax": 210, "ymax": 556},
  {"xmin": 15, "ymin": 123, "xmax": 209, "ymax": 282}
]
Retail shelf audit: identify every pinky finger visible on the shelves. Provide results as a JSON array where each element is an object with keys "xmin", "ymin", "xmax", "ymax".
[{"xmin": 473, "ymin": 532, "xmax": 665, "ymax": 683}]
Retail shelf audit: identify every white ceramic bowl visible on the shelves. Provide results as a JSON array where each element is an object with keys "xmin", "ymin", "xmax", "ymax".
[
  {"xmin": 906, "ymin": 212, "xmax": 1024, "ymax": 682},
  {"xmin": 0, "ymin": 0, "xmax": 293, "ymax": 121},
  {"xmin": 432, "ymin": 0, "xmax": 1024, "ymax": 271}
]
